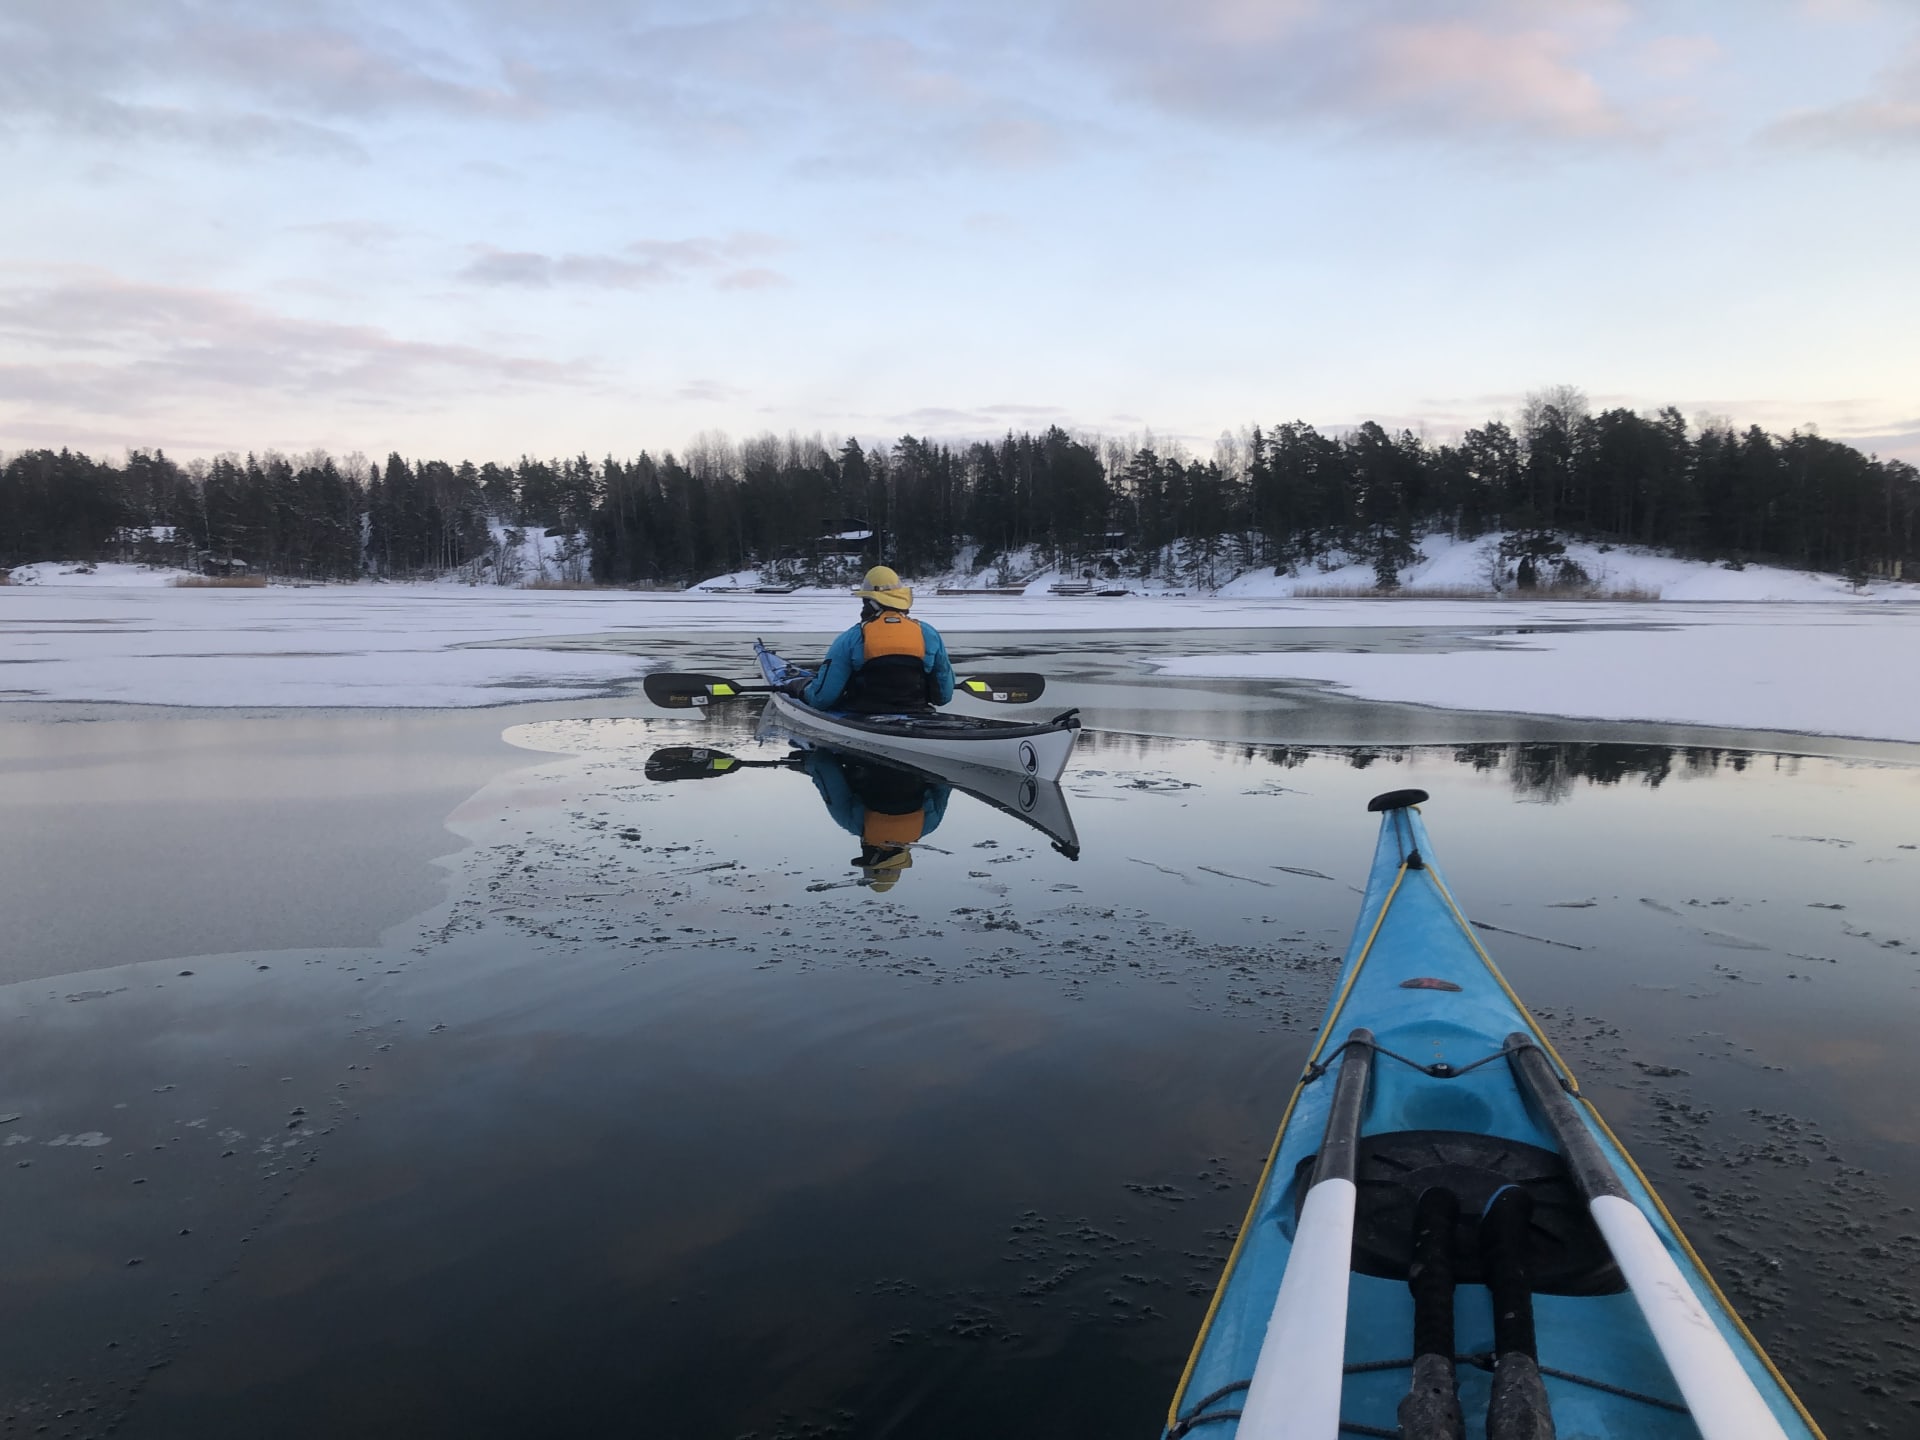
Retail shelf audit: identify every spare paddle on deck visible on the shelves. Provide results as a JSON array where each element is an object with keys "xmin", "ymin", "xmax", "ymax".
[
  {"xmin": 1503, "ymin": 1034, "xmax": 1792, "ymax": 1440},
  {"xmin": 643, "ymin": 670, "xmax": 1047, "ymax": 709},
  {"xmin": 1237, "ymin": 1029, "xmax": 1376, "ymax": 1439}
]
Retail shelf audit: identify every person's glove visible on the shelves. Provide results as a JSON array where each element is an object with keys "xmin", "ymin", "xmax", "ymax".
[{"xmin": 781, "ymin": 675, "xmax": 813, "ymax": 698}]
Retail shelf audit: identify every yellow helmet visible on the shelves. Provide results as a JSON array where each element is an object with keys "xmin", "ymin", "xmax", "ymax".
[
  {"xmin": 853, "ymin": 564, "xmax": 912, "ymax": 611},
  {"xmin": 856, "ymin": 845, "xmax": 913, "ymax": 893}
]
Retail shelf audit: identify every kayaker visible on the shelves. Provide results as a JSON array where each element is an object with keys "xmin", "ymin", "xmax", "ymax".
[
  {"xmin": 800, "ymin": 747, "xmax": 950, "ymax": 892},
  {"xmin": 782, "ymin": 565, "xmax": 956, "ymax": 714}
]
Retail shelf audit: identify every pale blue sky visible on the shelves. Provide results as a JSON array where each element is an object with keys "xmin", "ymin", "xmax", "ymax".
[{"xmin": 3, "ymin": 0, "xmax": 1917, "ymax": 462}]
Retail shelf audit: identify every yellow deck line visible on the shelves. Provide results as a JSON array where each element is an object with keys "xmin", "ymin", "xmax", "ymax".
[
  {"xmin": 1425, "ymin": 865, "xmax": 1828, "ymax": 1440},
  {"xmin": 1164, "ymin": 861, "xmax": 1409, "ymax": 1430}
]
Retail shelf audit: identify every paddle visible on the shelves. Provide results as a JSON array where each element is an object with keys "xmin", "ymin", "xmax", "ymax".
[
  {"xmin": 643, "ymin": 746, "xmax": 800, "ymax": 781},
  {"xmin": 643, "ymin": 669, "xmax": 1046, "ymax": 709}
]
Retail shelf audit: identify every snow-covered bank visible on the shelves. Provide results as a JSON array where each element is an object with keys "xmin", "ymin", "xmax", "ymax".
[
  {"xmin": 9, "ymin": 531, "xmax": 1909, "ymax": 604},
  {"xmin": 1212, "ymin": 534, "xmax": 1903, "ymax": 603},
  {"xmin": 5, "ymin": 561, "xmax": 203, "ymax": 587},
  {"xmin": 695, "ymin": 534, "xmax": 1912, "ymax": 604},
  {"xmin": 1152, "ymin": 613, "xmax": 1920, "ymax": 744}
]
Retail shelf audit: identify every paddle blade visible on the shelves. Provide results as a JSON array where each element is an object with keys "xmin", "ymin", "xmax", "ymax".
[
  {"xmin": 643, "ymin": 671, "xmax": 750, "ymax": 709},
  {"xmin": 644, "ymin": 746, "xmax": 745, "ymax": 781},
  {"xmin": 958, "ymin": 672, "xmax": 1046, "ymax": 704}
]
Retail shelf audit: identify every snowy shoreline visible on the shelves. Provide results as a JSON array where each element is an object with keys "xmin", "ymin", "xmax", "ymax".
[{"xmin": 8, "ymin": 529, "xmax": 1916, "ymax": 605}]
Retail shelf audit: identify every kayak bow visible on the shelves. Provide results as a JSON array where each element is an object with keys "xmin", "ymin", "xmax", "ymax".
[{"xmin": 1166, "ymin": 790, "xmax": 1825, "ymax": 1440}]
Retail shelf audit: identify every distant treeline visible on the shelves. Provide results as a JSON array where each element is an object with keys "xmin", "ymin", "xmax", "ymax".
[{"xmin": 4, "ymin": 392, "xmax": 1916, "ymax": 586}]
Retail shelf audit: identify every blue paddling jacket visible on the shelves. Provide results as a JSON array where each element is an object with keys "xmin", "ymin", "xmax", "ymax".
[{"xmin": 802, "ymin": 749, "xmax": 951, "ymax": 845}]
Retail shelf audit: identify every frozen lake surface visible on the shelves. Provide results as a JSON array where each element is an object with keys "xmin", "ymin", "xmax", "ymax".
[
  {"xmin": 4, "ymin": 582, "xmax": 1918, "ymax": 740},
  {"xmin": 2, "ymin": 597, "xmax": 1918, "ymax": 1437}
]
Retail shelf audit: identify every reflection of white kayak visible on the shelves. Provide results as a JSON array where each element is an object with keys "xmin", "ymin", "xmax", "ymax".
[
  {"xmin": 754, "ymin": 640, "xmax": 1081, "ymax": 783},
  {"xmin": 756, "ymin": 703, "xmax": 1081, "ymax": 859}
]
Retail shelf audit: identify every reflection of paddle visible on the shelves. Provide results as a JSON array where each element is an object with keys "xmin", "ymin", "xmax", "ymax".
[
  {"xmin": 643, "ymin": 670, "xmax": 1047, "ymax": 709},
  {"xmin": 643, "ymin": 746, "xmax": 802, "ymax": 782}
]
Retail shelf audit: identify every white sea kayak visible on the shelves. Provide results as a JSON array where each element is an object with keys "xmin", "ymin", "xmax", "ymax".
[{"xmin": 754, "ymin": 640, "xmax": 1081, "ymax": 783}]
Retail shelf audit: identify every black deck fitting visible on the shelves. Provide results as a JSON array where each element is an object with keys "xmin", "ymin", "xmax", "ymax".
[{"xmin": 1369, "ymin": 788, "xmax": 1431, "ymax": 813}]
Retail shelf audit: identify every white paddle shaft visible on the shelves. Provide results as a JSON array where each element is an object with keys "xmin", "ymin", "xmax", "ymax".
[
  {"xmin": 1589, "ymin": 1195, "xmax": 1792, "ymax": 1440},
  {"xmin": 1236, "ymin": 1178, "xmax": 1357, "ymax": 1439}
]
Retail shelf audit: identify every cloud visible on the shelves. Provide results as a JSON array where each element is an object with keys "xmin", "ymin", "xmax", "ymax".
[
  {"xmin": 1763, "ymin": 40, "xmax": 1920, "ymax": 149},
  {"xmin": 1830, "ymin": 415, "xmax": 1920, "ymax": 464},
  {"xmin": 675, "ymin": 379, "xmax": 747, "ymax": 404},
  {"xmin": 0, "ymin": 1, "xmax": 1082, "ymax": 175},
  {"xmin": 886, "ymin": 402, "xmax": 1075, "ymax": 434},
  {"xmin": 287, "ymin": 219, "xmax": 406, "ymax": 247},
  {"xmin": 715, "ymin": 268, "xmax": 789, "ymax": 291},
  {"xmin": 0, "ymin": 1, "xmax": 524, "ymax": 159},
  {"xmin": 1635, "ymin": 33, "xmax": 1720, "ymax": 81},
  {"xmin": 1370, "ymin": 22, "xmax": 1630, "ymax": 137},
  {"xmin": 0, "ymin": 267, "xmax": 587, "ymax": 430},
  {"xmin": 982, "ymin": 403, "xmax": 1071, "ymax": 418},
  {"xmin": 1054, "ymin": 0, "xmax": 1646, "ymax": 143},
  {"xmin": 457, "ymin": 234, "xmax": 788, "ymax": 290}
]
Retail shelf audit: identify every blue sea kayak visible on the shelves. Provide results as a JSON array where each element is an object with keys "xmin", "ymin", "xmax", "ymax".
[{"xmin": 1165, "ymin": 790, "xmax": 1826, "ymax": 1440}]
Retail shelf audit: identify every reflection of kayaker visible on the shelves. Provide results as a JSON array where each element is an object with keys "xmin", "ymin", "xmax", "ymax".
[
  {"xmin": 800, "ymin": 747, "xmax": 950, "ymax": 893},
  {"xmin": 646, "ymin": 724, "xmax": 1082, "ymax": 861}
]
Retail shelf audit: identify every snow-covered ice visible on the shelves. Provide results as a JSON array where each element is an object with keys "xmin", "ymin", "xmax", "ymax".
[
  {"xmin": 0, "ymin": 585, "xmax": 644, "ymax": 707},
  {"xmin": 3, "ymin": 567, "xmax": 1917, "ymax": 737},
  {"xmin": 1152, "ymin": 608, "xmax": 1920, "ymax": 743}
]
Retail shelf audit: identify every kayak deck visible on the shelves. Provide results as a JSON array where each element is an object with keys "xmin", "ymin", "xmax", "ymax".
[{"xmin": 1168, "ymin": 793, "xmax": 1824, "ymax": 1440}]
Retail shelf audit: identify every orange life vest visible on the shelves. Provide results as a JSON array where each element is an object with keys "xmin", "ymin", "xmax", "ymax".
[
  {"xmin": 846, "ymin": 612, "xmax": 931, "ymax": 712},
  {"xmin": 862, "ymin": 807, "xmax": 926, "ymax": 847},
  {"xmin": 860, "ymin": 611, "xmax": 926, "ymax": 660}
]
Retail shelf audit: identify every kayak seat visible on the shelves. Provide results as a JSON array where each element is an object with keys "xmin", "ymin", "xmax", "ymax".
[{"xmin": 1292, "ymin": 1129, "xmax": 1625, "ymax": 1296}]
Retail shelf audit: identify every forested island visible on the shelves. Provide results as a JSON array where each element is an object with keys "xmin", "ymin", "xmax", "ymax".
[{"xmin": 3, "ymin": 392, "xmax": 1916, "ymax": 589}]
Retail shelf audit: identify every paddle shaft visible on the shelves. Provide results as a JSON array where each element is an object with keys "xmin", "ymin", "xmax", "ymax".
[
  {"xmin": 1237, "ymin": 1030, "xmax": 1376, "ymax": 1440},
  {"xmin": 1504, "ymin": 1036, "xmax": 1792, "ymax": 1440},
  {"xmin": 644, "ymin": 669, "xmax": 1045, "ymax": 709}
]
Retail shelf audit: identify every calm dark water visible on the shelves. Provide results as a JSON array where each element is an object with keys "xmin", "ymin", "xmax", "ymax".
[{"xmin": 2, "ymin": 707, "xmax": 1917, "ymax": 1438}]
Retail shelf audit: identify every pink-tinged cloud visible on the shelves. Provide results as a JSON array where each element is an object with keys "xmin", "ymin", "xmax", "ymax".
[
  {"xmin": 1371, "ymin": 23, "xmax": 1629, "ymax": 138},
  {"xmin": 1058, "ymin": 0, "xmax": 1643, "ymax": 144},
  {"xmin": 1765, "ymin": 39, "xmax": 1920, "ymax": 148},
  {"xmin": 0, "ymin": 267, "xmax": 586, "ymax": 432}
]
